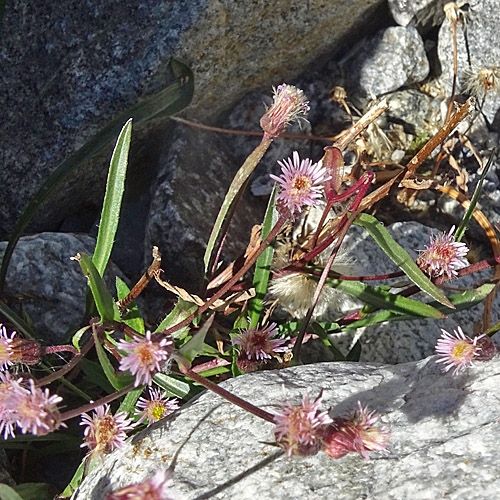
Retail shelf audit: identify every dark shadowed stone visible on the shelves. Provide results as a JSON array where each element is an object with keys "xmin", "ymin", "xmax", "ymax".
[
  {"xmin": 0, "ymin": 0, "xmax": 385, "ymax": 239},
  {"xmin": 73, "ymin": 356, "xmax": 500, "ymax": 499},
  {"xmin": 345, "ymin": 26, "xmax": 429, "ymax": 98},
  {"xmin": 0, "ymin": 232, "xmax": 125, "ymax": 343},
  {"xmin": 145, "ymin": 124, "xmax": 265, "ymax": 291}
]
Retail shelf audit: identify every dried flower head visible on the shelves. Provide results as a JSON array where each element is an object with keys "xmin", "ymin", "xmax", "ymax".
[
  {"xmin": 273, "ymin": 391, "xmax": 332, "ymax": 457},
  {"xmin": 462, "ymin": 65, "xmax": 500, "ymax": 98},
  {"xmin": 260, "ymin": 84, "xmax": 309, "ymax": 138},
  {"xmin": 117, "ymin": 331, "xmax": 174, "ymax": 387},
  {"xmin": 134, "ymin": 387, "xmax": 179, "ymax": 426},
  {"xmin": 105, "ymin": 469, "xmax": 174, "ymax": 500},
  {"xmin": 416, "ymin": 226, "xmax": 468, "ymax": 279},
  {"xmin": 435, "ymin": 326, "xmax": 484, "ymax": 375},
  {"xmin": 8, "ymin": 379, "xmax": 64, "ymax": 436},
  {"xmin": 444, "ymin": 2, "xmax": 469, "ymax": 24},
  {"xmin": 323, "ymin": 402, "xmax": 390, "ymax": 460},
  {"xmin": 270, "ymin": 151, "xmax": 330, "ymax": 216},
  {"xmin": 80, "ymin": 404, "xmax": 136, "ymax": 458}
]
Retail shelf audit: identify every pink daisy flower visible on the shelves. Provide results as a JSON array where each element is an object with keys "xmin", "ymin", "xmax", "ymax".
[
  {"xmin": 232, "ymin": 319, "xmax": 288, "ymax": 361},
  {"xmin": 0, "ymin": 371, "xmax": 26, "ymax": 439},
  {"xmin": 435, "ymin": 326, "xmax": 484, "ymax": 375},
  {"xmin": 273, "ymin": 390, "xmax": 332, "ymax": 457},
  {"xmin": 117, "ymin": 331, "xmax": 174, "ymax": 387},
  {"xmin": 416, "ymin": 226, "xmax": 469, "ymax": 279},
  {"xmin": 105, "ymin": 469, "xmax": 174, "ymax": 500},
  {"xmin": 9, "ymin": 379, "xmax": 64, "ymax": 436},
  {"xmin": 323, "ymin": 402, "xmax": 390, "ymax": 460},
  {"xmin": 80, "ymin": 404, "xmax": 136, "ymax": 458},
  {"xmin": 134, "ymin": 387, "xmax": 180, "ymax": 426},
  {"xmin": 260, "ymin": 84, "xmax": 309, "ymax": 138}
]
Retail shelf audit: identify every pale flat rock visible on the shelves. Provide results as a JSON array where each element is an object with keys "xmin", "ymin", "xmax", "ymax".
[{"xmin": 73, "ymin": 356, "xmax": 500, "ymax": 499}]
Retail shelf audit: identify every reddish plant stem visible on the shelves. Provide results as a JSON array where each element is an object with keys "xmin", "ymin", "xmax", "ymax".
[
  {"xmin": 44, "ymin": 345, "xmax": 80, "ymax": 355},
  {"xmin": 184, "ymin": 368, "xmax": 275, "ymax": 423},
  {"xmin": 59, "ymin": 384, "xmax": 136, "ymax": 422}
]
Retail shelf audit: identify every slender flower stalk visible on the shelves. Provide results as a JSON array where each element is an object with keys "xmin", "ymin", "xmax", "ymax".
[
  {"xmin": 273, "ymin": 391, "xmax": 332, "ymax": 457},
  {"xmin": 416, "ymin": 226, "xmax": 468, "ymax": 279},
  {"xmin": 117, "ymin": 331, "xmax": 174, "ymax": 386},
  {"xmin": 80, "ymin": 404, "xmax": 136, "ymax": 458},
  {"xmin": 322, "ymin": 402, "xmax": 390, "ymax": 460},
  {"xmin": 435, "ymin": 326, "xmax": 485, "ymax": 374},
  {"xmin": 134, "ymin": 387, "xmax": 179, "ymax": 426},
  {"xmin": 270, "ymin": 151, "xmax": 331, "ymax": 216},
  {"xmin": 260, "ymin": 84, "xmax": 310, "ymax": 139},
  {"xmin": 105, "ymin": 469, "xmax": 174, "ymax": 500}
]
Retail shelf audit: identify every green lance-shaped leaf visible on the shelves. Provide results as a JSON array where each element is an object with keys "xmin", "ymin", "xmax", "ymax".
[
  {"xmin": 177, "ymin": 314, "xmax": 215, "ymax": 367},
  {"xmin": 92, "ymin": 119, "xmax": 132, "ymax": 276},
  {"xmin": 152, "ymin": 372, "xmax": 192, "ymax": 399},
  {"xmin": 115, "ymin": 276, "xmax": 145, "ymax": 334},
  {"xmin": 326, "ymin": 278, "xmax": 445, "ymax": 319},
  {"xmin": 203, "ymin": 137, "xmax": 273, "ymax": 274},
  {"xmin": 117, "ymin": 385, "xmax": 144, "ymax": 415},
  {"xmin": 0, "ymin": 484, "xmax": 24, "ymax": 500},
  {"xmin": 248, "ymin": 186, "xmax": 278, "ymax": 327},
  {"xmin": 455, "ymin": 149, "xmax": 496, "ymax": 242},
  {"xmin": 75, "ymin": 252, "xmax": 120, "ymax": 322},
  {"xmin": 354, "ymin": 213, "xmax": 453, "ymax": 308},
  {"xmin": 0, "ymin": 58, "xmax": 194, "ymax": 293},
  {"xmin": 155, "ymin": 298, "xmax": 198, "ymax": 339}
]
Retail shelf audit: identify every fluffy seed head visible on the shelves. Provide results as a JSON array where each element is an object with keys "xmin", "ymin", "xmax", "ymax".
[
  {"xmin": 435, "ymin": 326, "xmax": 484, "ymax": 375},
  {"xmin": 270, "ymin": 151, "xmax": 330, "ymax": 216},
  {"xmin": 117, "ymin": 331, "xmax": 174, "ymax": 387},
  {"xmin": 260, "ymin": 84, "xmax": 309, "ymax": 137},
  {"xmin": 416, "ymin": 226, "xmax": 468, "ymax": 279},
  {"xmin": 462, "ymin": 66, "xmax": 500, "ymax": 98}
]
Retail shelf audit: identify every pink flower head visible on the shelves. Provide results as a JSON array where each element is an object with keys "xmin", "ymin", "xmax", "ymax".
[
  {"xmin": 260, "ymin": 84, "xmax": 309, "ymax": 138},
  {"xmin": 134, "ymin": 387, "xmax": 180, "ymax": 426},
  {"xmin": 80, "ymin": 403, "xmax": 136, "ymax": 458},
  {"xmin": 105, "ymin": 469, "xmax": 174, "ymax": 500},
  {"xmin": 0, "ymin": 325, "xmax": 43, "ymax": 371},
  {"xmin": 0, "ymin": 371, "xmax": 26, "ymax": 439},
  {"xmin": 0, "ymin": 325, "xmax": 15, "ymax": 370},
  {"xmin": 117, "ymin": 331, "xmax": 174, "ymax": 387},
  {"xmin": 8, "ymin": 379, "xmax": 64, "ymax": 436},
  {"xmin": 416, "ymin": 226, "xmax": 469, "ymax": 279},
  {"xmin": 232, "ymin": 319, "xmax": 288, "ymax": 362},
  {"xmin": 270, "ymin": 151, "xmax": 331, "ymax": 216},
  {"xmin": 435, "ymin": 326, "xmax": 484, "ymax": 375},
  {"xmin": 323, "ymin": 402, "xmax": 390, "ymax": 460},
  {"xmin": 273, "ymin": 390, "xmax": 332, "ymax": 457}
]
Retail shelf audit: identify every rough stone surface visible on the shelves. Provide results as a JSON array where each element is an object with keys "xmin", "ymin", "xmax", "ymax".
[
  {"xmin": 0, "ymin": 0, "xmax": 384, "ymax": 238},
  {"xmin": 145, "ymin": 124, "xmax": 264, "ymax": 291},
  {"xmin": 336, "ymin": 222, "xmax": 496, "ymax": 363},
  {"xmin": 346, "ymin": 26, "xmax": 429, "ymax": 98},
  {"xmin": 388, "ymin": 0, "xmax": 448, "ymax": 30},
  {"xmin": 0, "ymin": 233, "xmax": 125, "ymax": 343},
  {"xmin": 73, "ymin": 357, "xmax": 500, "ymax": 500},
  {"xmin": 438, "ymin": 0, "xmax": 500, "ymax": 128}
]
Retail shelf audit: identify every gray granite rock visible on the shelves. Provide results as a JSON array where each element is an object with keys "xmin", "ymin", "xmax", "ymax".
[
  {"xmin": 346, "ymin": 26, "xmax": 429, "ymax": 98},
  {"xmin": 145, "ymin": 124, "xmax": 264, "ymax": 291},
  {"xmin": 438, "ymin": 0, "xmax": 500, "ymax": 128},
  {"xmin": 336, "ymin": 221, "xmax": 496, "ymax": 363},
  {"xmin": 0, "ymin": 0, "xmax": 384, "ymax": 239},
  {"xmin": 72, "ymin": 356, "xmax": 500, "ymax": 499},
  {"xmin": 0, "ymin": 233, "xmax": 125, "ymax": 343},
  {"xmin": 388, "ymin": 0, "xmax": 448, "ymax": 31}
]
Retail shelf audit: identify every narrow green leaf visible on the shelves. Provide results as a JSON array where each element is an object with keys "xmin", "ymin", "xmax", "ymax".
[
  {"xmin": 92, "ymin": 327, "xmax": 125, "ymax": 391},
  {"xmin": 354, "ymin": 213, "xmax": 453, "ymax": 308},
  {"xmin": 311, "ymin": 323, "xmax": 345, "ymax": 361},
  {"xmin": 115, "ymin": 277, "xmax": 145, "ymax": 334},
  {"xmin": 326, "ymin": 278, "xmax": 445, "ymax": 319},
  {"xmin": 248, "ymin": 186, "xmax": 278, "ymax": 327},
  {"xmin": 155, "ymin": 298, "xmax": 198, "ymax": 338},
  {"xmin": 197, "ymin": 366, "xmax": 231, "ymax": 377},
  {"xmin": 76, "ymin": 252, "xmax": 120, "ymax": 321},
  {"xmin": 60, "ymin": 461, "xmax": 88, "ymax": 499},
  {"xmin": 79, "ymin": 358, "xmax": 115, "ymax": 393},
  {"xmin": 118, "ymin": 385, "xmax": 144, "ymax": 416},
  {"xmin": 204, "ymin": 138, "xmax": 272, "ymax": 273},
  {"xmin": 178, "ymin": 315, "xmax": 214, "ymax": 365},
  {"xmin": 71, "ymin": 325, "xmax": 91, "ymax": 352},
  {"xmin": 12, "ymin": 483, "xmax": 56, "ymax": 500},
  {"xmin": 0, "ymin": 58, "xmax": 194, "ymax": 294},
  {"xmin": 153, "ymin": 373, "xmax": 191, "ymax": 398},
  {"xmin": 92, "ymin": 119, "xmax": 132, "ymax": 276},
  {"xmin": 346, "ymin": 340, "xmax": 361, "ymax": 361},
  {"xmin": 0, "ymin": 484, "xmax": 24, "ymax": 500},
  {"xmin": 455, "ymin": 149, "xmax": 496, "ymax": 242},
  {"xmin": 0, "ymin": 301, "xmax": 39, "ymax": 340},
  {"xmin": 343, "ymin": 283, "xmax": 495, "ymax": 330}
]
